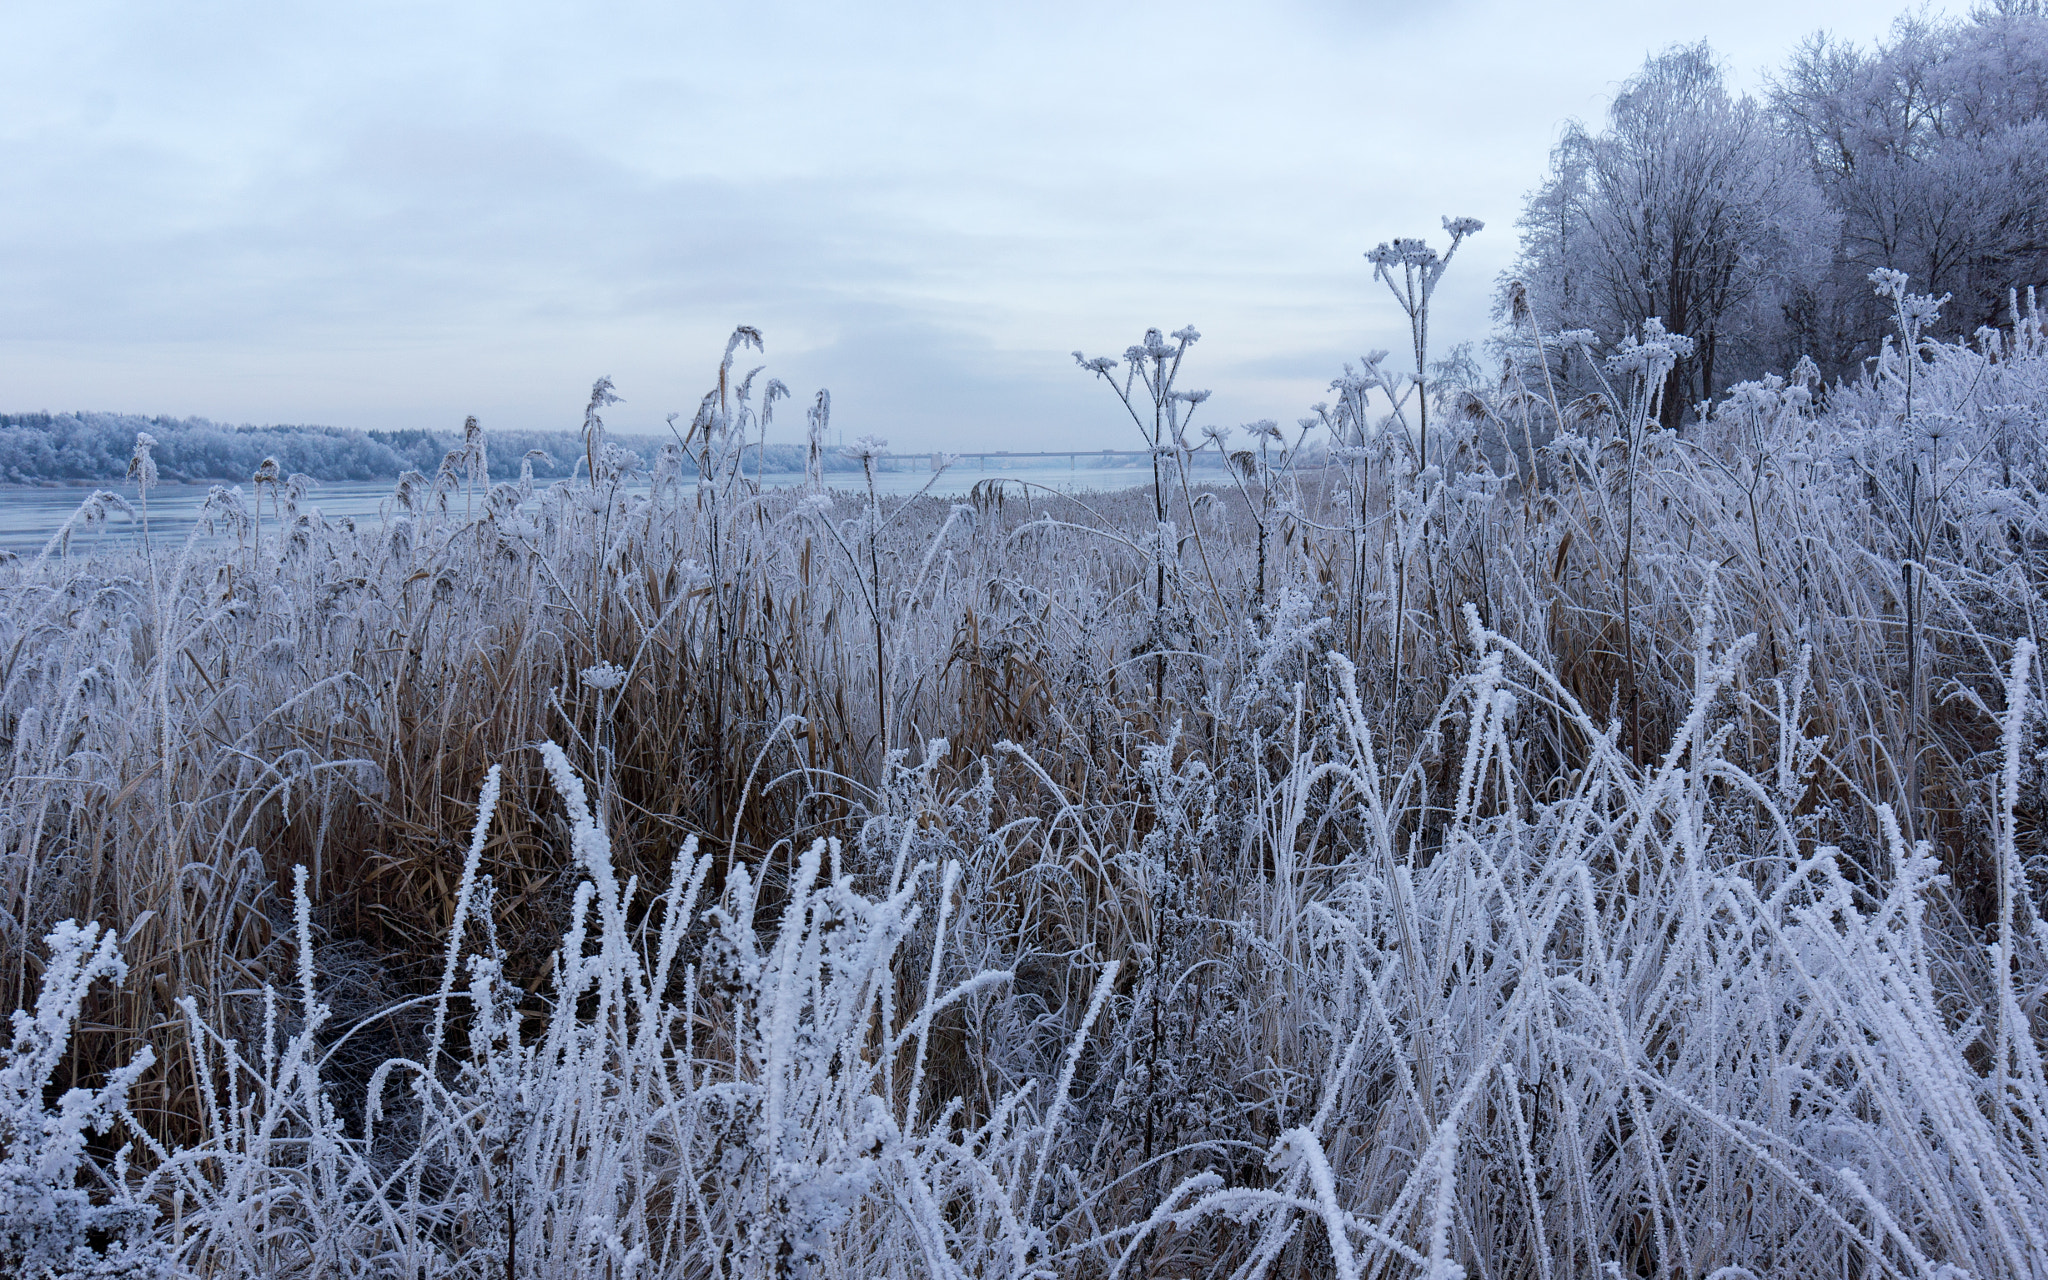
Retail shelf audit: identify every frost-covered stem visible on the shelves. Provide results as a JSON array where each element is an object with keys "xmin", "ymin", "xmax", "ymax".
[
  {"xmin": 1256, "ymin": 503, "xmax": 1268, "ymax": 607},
  {"xmin": 705, "ymin": 427, "xmax": 727, "ymax": 772},
  {"xmin": 430, "ymin": 764, "xmax": 502, "ymax": 1058},
  {"xmin": 1221, "ymin": 429, "xmax": 1282, "ymax": 618},
  {"xmin": 1354, "ymin": 469, "xmax": 1368, "ymax": 657},
  {"xmin": 1994, "ymin": 640, "xmax": 2035, "ymax": 1119},
  {"xmin": 128, "ymin": 434, "xmax": 179, "ymax": 910},
  {"xmin": 1517, "ymin": 280, "xmax": 1567, "ymax": 440},
  {"xmin": 1872, "ymin": 268, "xmax": 1947, "ymax": 828},
  {"xmin": 903, "ymin": 859, "xmax": 959, "ymax": 1127},
  {"xmin": 1905, "ymin": 461, "xmax": 1921, "ymax": 825},
  {"xmin": 250, "ymin": 471, "xmax": 267, "ymax": 581},
  {"xmin": 1285, "ymin": 1128, "xmax": 1362, "ymax": 1280},
  {"xmin": 1073, "ymin": 327, "xmax": 1204, "ymax": 712},
  {"xmin": 863, "ymin": 453, "xmax": 889, "ymax": 753},
  {"xmin": 1413, "ymin": 275, "xmax": 1431, "ymax": 477},
  {"xmin": 1026, "ymin": 959, "xmax": 1118, "ymax": 1224},
  {"xmin": 1151, "ymin": 398, "xmax": 1168, "ymax": 709},
  {"xmin": 1171, "ymin": 438, "xmax": 1227, "ymax": 622},
  {"xmin": 1742, "ymin": 426, "xmax": 1778, "ymax": 672},
  {"xmin": 1623, "ymin": 408, "xmax": 1641, "ymax": 762},
  {"xmin": 1369, "ymin": 218, "xmax": 1481, "ymax": 543},
  {"xmin": 1393, "ymin": 529, "xmax": 1408, "ymax": 693},
  {"xmin": 806, "ymin": 389, "xmax": 829, "ymax": 492},
  {"xmin": 1256, "ymin": 447, "xmax": 1271, "ymax": 608}
]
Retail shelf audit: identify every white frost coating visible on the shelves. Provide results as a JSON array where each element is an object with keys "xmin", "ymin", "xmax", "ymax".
[
  {"xmin": 31, "ymin": 751, "xmax": 1075, "ymax": 1277},
  {"xmin": 10, "ymin": 554, "xmax": 2048, "ymax": 1275},
  {"xmin": 431, "ymin": 761, "xmax": 503, "ymax": 1057},
  {"xmin": 5, "ymin": 263, "xmax": 2048, "ymax": 1276},
  {"xmin": 1022, "ymin": 956, "xmax": 1119, "ymax": 1229},
  {"xmin": 1270, "ymin": 1129, "xmax": 1361, "ymax": 1280},
  {"xmin": 0, "ymin": 921, "xmax": 170, "ymax": 1278}
]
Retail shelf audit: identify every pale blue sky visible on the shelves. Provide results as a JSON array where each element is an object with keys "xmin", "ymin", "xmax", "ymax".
[{"xmin": 0, "ymin": 0, "xmax": 1945, "ymax": 449}]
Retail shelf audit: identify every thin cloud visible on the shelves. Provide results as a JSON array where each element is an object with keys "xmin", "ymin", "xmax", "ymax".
[{"xmin": 0, "ymin": 0, "xmax": 1947, "ymax": 447}]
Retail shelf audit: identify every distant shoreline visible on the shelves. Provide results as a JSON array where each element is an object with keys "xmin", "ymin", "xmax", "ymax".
[
  {"xmin": 0, "ymin": 478, "xmax": 255, "ymax": 490},
  {"xmin": 3, "ymin": 462, "xmax": 1179, "ymax": 491}
]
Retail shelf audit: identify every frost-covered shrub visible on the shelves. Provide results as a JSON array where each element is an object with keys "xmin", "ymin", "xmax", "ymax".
[
  {"xmin": 0, "ymin": 922, "xmax": 174, "ymax": 1280},
  {"xmin": 9, "ymin": 746, "xmax": 1118, "ymax": 1279}
]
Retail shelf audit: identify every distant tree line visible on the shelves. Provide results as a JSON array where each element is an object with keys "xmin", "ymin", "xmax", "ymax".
[
  {"xmin": 0, "ymin": 411, "xmax": 881, "ymax": 485},
  {"xmin": 1504, "ymin": 0, "xmax": 2048, "ymax": 427}
]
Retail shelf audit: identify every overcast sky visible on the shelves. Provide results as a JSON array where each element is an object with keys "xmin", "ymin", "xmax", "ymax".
[{"xmin": 0, "ymin": 0, "xmax": 1944, "ymax": 450}]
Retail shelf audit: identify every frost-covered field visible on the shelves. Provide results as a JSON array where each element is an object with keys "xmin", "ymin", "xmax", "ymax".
[{"xmin": 2, "ymin": 278, "xmax": 2046, "ymax": 1280}]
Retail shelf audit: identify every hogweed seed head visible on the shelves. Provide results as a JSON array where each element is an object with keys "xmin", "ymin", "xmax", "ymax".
[{"xmin": 844, "ymin": 434, "xmax": 889, "ymax": 463}]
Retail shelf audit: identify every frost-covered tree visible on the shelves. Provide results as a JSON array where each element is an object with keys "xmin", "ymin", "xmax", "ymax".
[
  {"xmin": 1773, "ymin": 2, "xmax": 2048, "ymax": 362},
  {"xmin": 1510, "ymin": 43, "xmax": 1833, "ymax": 427}
]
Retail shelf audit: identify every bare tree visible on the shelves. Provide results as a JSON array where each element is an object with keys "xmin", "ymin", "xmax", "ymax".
[
  {"xmin": 1774, "ymin": 7, "xmax": 2048, "ymax": 361},
  {"xmin": 1514, "ymin": 44, "xmax": 1832, "ymax": 427}
]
